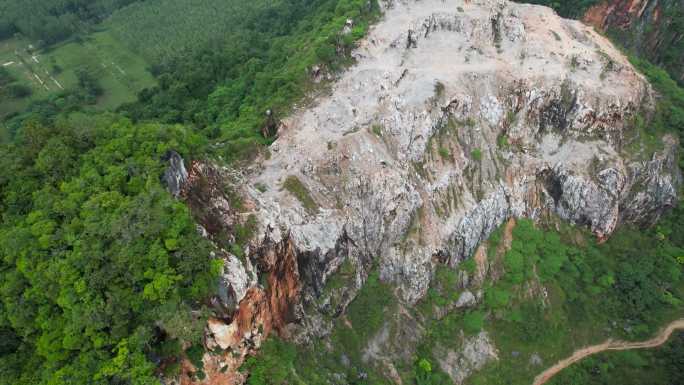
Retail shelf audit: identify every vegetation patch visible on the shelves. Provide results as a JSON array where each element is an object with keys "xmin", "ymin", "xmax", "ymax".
[
  {"xmin": 549, "ymin": 331, "xmax": 684, "ymax": 385},
  {"xmin": 0, "ymin": 32, "xmax": 156, "ymax": 119},
  {"xmin": 113, "ymin": 0, "xmax": 382, "ymax": 161},
  {"xmin": 241, "ymin": 271, "xmax": 396, "ymax": 385},
  {"xmin": 283, "ymin": 175, "xmax": 319, "ymax": 213},
  {"xmin": 0, "ymin": 116, "xmax": 220, "ymax": 384},
  {"xmin": 438, "ymin": 146, "xmax": 450, "ymax": 159},
  {"xmin": 497, "ymin": 134, "xmax": 510, "ymax": 150},
  {"xmin": 471, "ymin": 148, "xmax": 483, "ymax": 161},
  {"xmin": 468, "ymin": 213, "xmax": 684, "ymax": 385}
]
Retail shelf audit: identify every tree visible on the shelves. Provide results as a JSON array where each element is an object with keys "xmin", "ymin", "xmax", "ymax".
[{"xmin": 0, "ymin": 116, "xmax": 217, "ymax": 384}]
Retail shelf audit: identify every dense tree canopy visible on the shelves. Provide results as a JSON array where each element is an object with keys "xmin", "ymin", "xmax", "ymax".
[
  {"xmin": 0, "ymin": 115, "xmax": 220, "ymax": 384},
  {"xmin": 0, "ymin": 0, "xmax": 138, "ymax": 44}
]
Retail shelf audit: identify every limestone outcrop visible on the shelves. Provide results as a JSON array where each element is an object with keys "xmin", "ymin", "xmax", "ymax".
[
  {"xmin": 171, "ymin": 0, "xmax": 680, "ymax": 383},
  {"xmin": 248, "ymin": 0, "xmax": 678, "ymax": 305}
]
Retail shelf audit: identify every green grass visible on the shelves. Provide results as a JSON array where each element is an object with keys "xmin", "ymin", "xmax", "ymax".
[
  {"xmin": 0, "ymin": 32, "xmax": 156, "ymax": 118},
  {"xmin": 497, "ymin": 134, "xmax": 510, "ymax": 149},
  {"xmin": 283, "ymin": 175, "xmax": 318, "ymax": 213},
  {"xmin": 438, "ymin": 147, "xmax": 450, "ymax": 159}
]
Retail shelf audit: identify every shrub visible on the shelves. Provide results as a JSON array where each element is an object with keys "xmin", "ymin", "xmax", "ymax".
[
  {"xmin": 347, "ymin": 272, "xmax": 395, "ymax": 341},
  {"xmin": 463, "ymin": 311, "xmax": 485, "ymax": 334},
  {"xmin": 461, "ymin": 259, "xmax": 476, "ymax": 273},
  {"xmin": 471, "ymin": 148, "xmax": 482, "ymax": 161},
  {"xmin": 242, "ymin": 338, "xmax": 298, "ymax": 385},
  {"xmin": 485, "ymin": 285, "xmax": 510, "ymax": 309},
  {"xmin": 438, "ymin": 146, "xmax": 450, "ymax": 159}
]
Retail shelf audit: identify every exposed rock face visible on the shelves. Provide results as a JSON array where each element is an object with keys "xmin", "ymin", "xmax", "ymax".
[
  {"xmin": 215, "ymin": 253, "xmax": 257, "ymax": 315},
  {"xmin": 583, "ymin": 0, "xmax": 684, "ymax": 83},
  {"xmin": 435, "ymin": 331, "xmax": 499, "ymax": 384},
  {"xmin": 163, "ymin": 151, "xmax": 189, "ymax": 197},
  {"xmin": 182, "ymin": 161, "xmax": 239, "ymax": 239},
  {"xmin": 170, "ymin": 162, "xmax": 303, "ymax": 384},
  {"xmin": 455, "ymin": 290, "xmax": 477, "ymax": 308},
  {"xmin": 248, "ymin": 0, "xmax": 678, "ymax": 307},
  {"xmin": 177, "ymin": 0, "xmax": 680, "ymax": 383}
]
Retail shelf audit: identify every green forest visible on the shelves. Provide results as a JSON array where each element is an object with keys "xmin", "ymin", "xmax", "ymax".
[
  {"xmin": 0, "ymin": 0, "xmax": 137, "ymax": 44},
  {"xmin": 0, "ymin": 0, "xmax": 683, "ymax": 384},
  {"xmin": 0, "ymin": 0, "xmax": 379, "ymax": 383}
]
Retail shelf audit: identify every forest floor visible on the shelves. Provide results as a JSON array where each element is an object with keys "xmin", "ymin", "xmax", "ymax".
[{"xmin": 533, "ymin": 318, "xmax": 684, "ymax": 385}]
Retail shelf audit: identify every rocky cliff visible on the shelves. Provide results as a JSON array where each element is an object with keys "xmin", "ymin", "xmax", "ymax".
[
  {"xmin": 584, "ymin": 0, "xmax": 684, "ymax": 84},
  {"xmin": 170, "ymin": 0, "xmax": 680, "ymax": 383}
]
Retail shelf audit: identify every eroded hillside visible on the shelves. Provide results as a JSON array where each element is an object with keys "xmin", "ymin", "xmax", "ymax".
[{"xmin": 171, "ymin": 0, "xmax": 681, "ymax": 383}]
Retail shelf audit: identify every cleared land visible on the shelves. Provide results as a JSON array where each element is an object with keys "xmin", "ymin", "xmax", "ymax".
[{"xmin": 0, "ymin": 31, "xmax": 156, "ymax": 118}]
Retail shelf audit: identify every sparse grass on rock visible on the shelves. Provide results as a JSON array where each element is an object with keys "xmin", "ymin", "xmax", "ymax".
[{"xmin": 283, "ymin": 175, "xmax": 318, "ymax": 213}]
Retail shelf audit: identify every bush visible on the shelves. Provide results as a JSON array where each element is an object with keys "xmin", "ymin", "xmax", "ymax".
[
  {"xmin": 415, "ymin": 358, "xmax": 450, "ymax": 385},
  {"xmin": 463, "ymin": 311, "xmax": 485, "ymax": 335},
  {"xmin": 471, "ymin": 148, "xmax": 482, "ymax": 161},
  {"xmin": 485, "ymin": 286, "xmax": 510, "ymax": 309},
  {"xmin": 438, "ymin": 147, "xmax": 450, "ymax": 159},
  {"xmin": 347, "ymin": 272, "xmax": 395, "ymax": 341},
  {"xmin": 242, "ymin": 338, "xmax": 299, "ymax": 385}
]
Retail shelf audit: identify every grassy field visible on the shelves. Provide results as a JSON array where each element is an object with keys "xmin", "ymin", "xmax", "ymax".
[{"xmin": 0, "ymin": 31, "xmax": 156, "ymax": 119}]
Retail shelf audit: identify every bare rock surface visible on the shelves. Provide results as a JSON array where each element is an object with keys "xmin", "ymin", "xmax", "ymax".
[
  {"xmin": 247, "ymin": 0, "xmax": 678, "ymax": 305},
  {"xmin": 435, "ymin": 331, "xmax": 499, "ymax": 384},
  {"xmin": 181, "ymin": 1, "xmax": 680, "ymax": 383}
]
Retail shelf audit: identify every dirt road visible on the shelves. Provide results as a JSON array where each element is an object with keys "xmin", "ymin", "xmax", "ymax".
[{"xmin": 533, "ymin": 319, "xmax": 684, "ymax": 385}]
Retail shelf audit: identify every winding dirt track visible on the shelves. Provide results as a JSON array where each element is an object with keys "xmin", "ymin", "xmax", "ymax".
[{"xmin": 532, "ymin": 319, "xmax": 684, "ymax": 385}]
